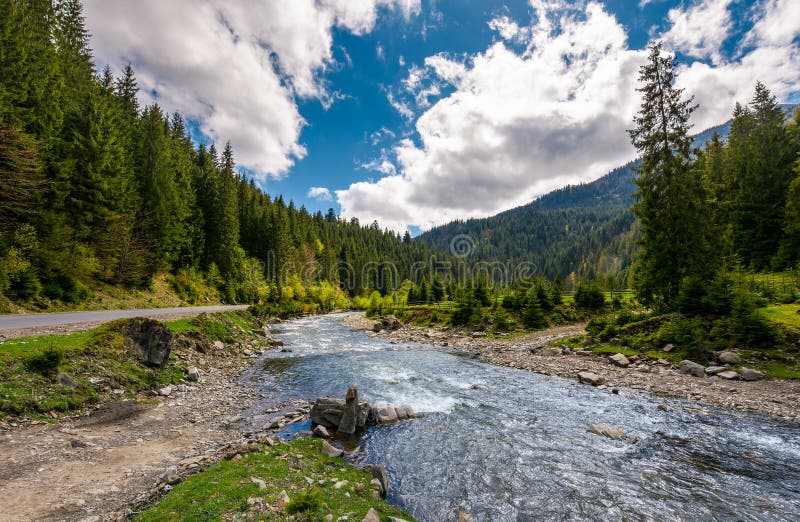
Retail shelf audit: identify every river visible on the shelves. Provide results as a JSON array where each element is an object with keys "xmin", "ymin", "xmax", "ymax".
[{"xmin": 240, "ymin": 313, "xmax": 800, "ymax": 522}]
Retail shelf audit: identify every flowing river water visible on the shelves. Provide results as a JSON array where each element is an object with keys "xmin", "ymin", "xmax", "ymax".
[{"xmin": 240, "ymin": 313, "xmax": 800, "ymax": 521}]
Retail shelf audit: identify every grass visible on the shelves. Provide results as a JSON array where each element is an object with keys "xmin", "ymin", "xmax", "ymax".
[
  {"xmin": 759, "ymin": 303, "xmax": 800, "ymax": 330},
  {"xmin": 134, "ymin": 438, "xmax": 416, "ymax": 522}
]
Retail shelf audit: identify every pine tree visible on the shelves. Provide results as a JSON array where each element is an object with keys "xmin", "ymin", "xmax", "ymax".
[
  {"xmin": 628, "ymin": 43, "xmax": 712, "ymax": 308},
  {"xmin": 522, "ymin": 290, "xmax": 547, "ymax": 329}
]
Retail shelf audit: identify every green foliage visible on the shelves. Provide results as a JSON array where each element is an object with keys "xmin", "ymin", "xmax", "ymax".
[
  {"xmin": 25, "ymin": 345, "xmax": 63, "ymax": 374},
  {"xmin": 521, "ymin": 289, "xmax": 548, "ymax": 329},
  {"xmin": 285, "ymin": 488, "xmax": 324, "ymax": 513},
  {"xmin": 574, "ymin": 283, "xmax": 606, "ymax": 309}
]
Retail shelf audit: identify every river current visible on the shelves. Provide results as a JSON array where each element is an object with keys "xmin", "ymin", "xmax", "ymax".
[{"xmin": 240, "ymin": 313, "xmax": 800, "ymax": 522}]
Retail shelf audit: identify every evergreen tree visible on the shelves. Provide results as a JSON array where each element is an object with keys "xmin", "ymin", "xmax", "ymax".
[
  {"xmin": 628, "ymin": 43, "xmax": 712, "ymax": 308},
  {"xmin": 522, "ymin": 290, "xmax": 547, "ymax": 329}
]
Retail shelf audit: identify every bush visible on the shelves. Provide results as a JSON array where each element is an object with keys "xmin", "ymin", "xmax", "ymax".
[
  {"xmin": 574, "ymin": 283, "xmax": 605, "ymax": 309},
  {"xmin": 285, "ymin": 488, "xmax": 323, "ymax": 513},
  {"xmin": 26, "ymin": 346, "xmax": 64, "ymax": 374},
  {"xmin": 655, "ymin": 316, "xmax": 702, "ymax": 348}
]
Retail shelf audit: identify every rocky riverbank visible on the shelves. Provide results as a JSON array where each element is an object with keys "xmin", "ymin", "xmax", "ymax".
[{"xmin": 345, "ymin": 315, "xmax": 800, "ymax": 423}]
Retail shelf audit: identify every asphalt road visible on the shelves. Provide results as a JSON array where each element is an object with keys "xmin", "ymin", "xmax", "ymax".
[{"xmin": 0, "ymin": 305, "xmax": 249, "ymax": 331}]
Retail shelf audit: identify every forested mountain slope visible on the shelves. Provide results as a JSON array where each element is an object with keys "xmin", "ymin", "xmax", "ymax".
[{"xmin": 417, "ymin": 109, "xmax": 796, "ymax": 287}]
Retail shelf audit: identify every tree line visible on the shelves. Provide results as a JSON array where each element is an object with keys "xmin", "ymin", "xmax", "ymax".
[{"xmin": 0, "ymin": 0, "xmax": 449, "ymax": 309}]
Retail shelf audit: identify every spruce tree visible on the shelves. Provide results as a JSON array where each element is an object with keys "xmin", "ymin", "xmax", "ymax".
[{"xmin": 628, "ymin": 42, "xmax": 712, "ymax": 308}]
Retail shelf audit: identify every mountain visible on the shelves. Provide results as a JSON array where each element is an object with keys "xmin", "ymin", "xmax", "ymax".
[{"xmin": 416, "ymin": 106, "xmax": 798, "ymax": 286}]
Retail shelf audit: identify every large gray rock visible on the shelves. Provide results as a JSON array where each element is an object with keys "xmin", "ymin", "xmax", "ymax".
[
  {"xmin": 321, "ymin": 440, "xmax": 343, "ymax": 458},
  {"xmin": 310, "ymin": 397, "xmax": 345, "ymax": 428},
  {"xmin": 395, "ymin": 405, "xmax": 415, "ymax": 420},
  {"xmin": 373, "ymin": 404, "xmax": 399, "ymax": 424},
  {"xmin": 313, "ymin": 425, "xmax": 331, "ymax": 438},
  {"xmin": 577, "ymin": 371, "xmax": 603, "ymax": 386},
  {"xmin": 338, "ymin": 386, "xmax": 359, "ymax": 435},
  {"xmin": 740, "ymin": 367, "xmax": 765, "ymax": 381},
  {"xmin": 609, "ymin": 353, "xmax": 630, "ymax": 368},
  {"xmin": 373, "ymin": 315, "xmax": 402, "ymax": 332},
  {"xmin": 718, "ymin": 351, "xmax": 741, "ymax": 365},
  {"xmin": 367, "ymin": 464, "xmax": 389, "ymax": 498},
  {"xmin": 705, "ymin": 365, "xmax": 727, "ymax": 375},
  {"xmin": 123, "ymin": 318, "xmax": 175, "ymax": 368},
  {"xmin": 678, "ymin": 360, "xmax": 706, "ymax": 377},
  {"xmin": 717, "ymin": 370, "xmax": 739, "ymax": 380}
]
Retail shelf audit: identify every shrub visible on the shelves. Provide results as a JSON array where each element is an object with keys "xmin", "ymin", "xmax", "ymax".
[
  {"xmin": 655, "ymin": 316, "xmax": 702, "ymax": 348},
  {"xmin": 285, "ymin": 488, "xmax": 323, "ymax": 513},
  {"xmin": 574, "ymin": 283, "xmax": 605, "ymax": 309},
  {"xmin": 26, "ymin": 345, "xmax": 64, "ymax": 374}
]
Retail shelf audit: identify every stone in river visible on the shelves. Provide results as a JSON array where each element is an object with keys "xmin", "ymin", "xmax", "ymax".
[
  {"xmin": 587, "ymin": 424, "xmax": 627, "ymax": 441},
  {"xmin": 609, "ymin": 353, "xmax": 630, "ymax": 368},
  {"xmin": 310, "ymin": 397, "xmax": 345, "ymax": 428},
  {"xmin": 678, "ymin": 360, "xmax": 706, "ymax": 377},
  {"xmin": 313, "ymin": 425, "xmax": 331, "ymax": 438},
  {"xmin": 373, "ymin": 403, "xmax": 399, "ymax": 424},
  {"xmin": 338, "ymin": 386, "xmax": 359, "ymax": 435}
]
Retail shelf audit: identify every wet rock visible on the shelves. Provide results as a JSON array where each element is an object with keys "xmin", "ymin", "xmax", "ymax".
[
  {"xmin": 321, "ymin": 440, "xmax": 343, "ymax": 458},
  {"xmin": 705, "ymin": 366, "xmax": 727, "ymax": 375},
  {"xmin": 363, "ymin": 508, "xmax": 380, "ymax": 522},
  {"xmin": 395, "ymin": 405, "xmax": 415, "ymax": 420},
  {"xmin": 187, "ymin": 366, "xmax": 200, "ymax": 382},
  {"xmin": 577, "ymin": 371, "xmax": 603, "ymax": 386},
  {"xmin": 609, "ymin": 353, "xmax": 630, "ymax": 368},
  {"xmin": 678, "ymin": 360, "xmax": 706, "ymax": 378},
  {"xmin": 740, "ymin": 367, "xmax": 765, "ymax": 381},
  {"xmin": 471, "ymin": 383, "xmax": 488, "ymax": 390},
  {"xmin": 373, "ymin": 404, "xmax": 398, "ymax": 424},
  {"xmin": 717, "ymin": 370, "xmax": 739, "ymax": 380},
  {"xmin": 123, "ymin": 318, "xmax": 175, "ymax": 368},
  {"xmin": 56, "ymin": 371, "xmax": 78, "ymax": 389},
  {"xmin": 338, "ymin": 386, "xmax": 359, "ymax": 435},
  {"xmin": 373, "ymin": 315, "xmax": 402, "ymax": 332},
  {"xmin": 367, "ymin": 464, "xmax": 389, "ymax": 498},
  {"xmin": 719, "ymin": 351, "xmax": 741, "ymax": 365},
  {"xmin": 587, "ymin": 424, "xmax": 627, "ymax": 441},
  {"xmin": 313, "ymin": 425, "xmax": 331, "ymax": 438},
  {"xmin": 311, "ymin": 398, "xmax": 345, "ymax": 428}
]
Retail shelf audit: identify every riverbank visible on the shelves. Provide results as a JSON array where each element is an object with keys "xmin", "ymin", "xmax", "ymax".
[{"xmin": 346, "ymin": 315, "xmax": 800, "ymax": 423}]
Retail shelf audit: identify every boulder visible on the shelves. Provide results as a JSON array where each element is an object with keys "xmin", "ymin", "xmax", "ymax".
[
  {"xmin": 373, "ymin": 404, "xmax": 399, "ymax": 424},
  {"xmin": 338, "ymin": 386, "xmax": 359, "ymax": 435},
  {"xmin": 609, "ymin": 353, "xmax": 630, "ymax": 368},
  {"xmin": 357, "ymin": 402, "xmax": 370, "ymax": 429},
  {"xmin": 587, "ymin": 424, "xmax": 626, "ymax": 441},
  {"xmin": 313, "ymin": 425, "xmax": 331, "ymax": 438},
  {"xmin": 705, "ymin": 366, "xmax": 727, "ymax": 375},
  {"xmin": 717, "ymin": 370, "xmax": 739, "ymax": 380},
  {"xmin": 367, "ymin": 464, "xmax": 389, "ymax": 498},
  {"xmin": 56, "ymin": 371, "xmax": 78, "ymax": 389},
  {"xmin": 186, "ymin": 366, "xmax": 200, "ymax": 382},
  {"xmin": 678, "ymin": 360, "xmax": 706, "ymax": 377},
  {"xmin": 577, "ymin": 371, "xmax": 603, "ymax": 386},
  {"xmin": 740, "ymin": 367, "xmax": 765, "ymax": 381},
  {"xmin": 321, "ymin": 440, "xmax": 343, "ymax": 458},
  {"xmin": 123, "ymin": 318, "xmax": 175, "ymax": 368},
  {"xmin": 718, "ymin": 351, "xmax": 741, "ymax": 365},
  {"xmin": 310, "ymin": 397, "xmax": 345, "ymax": 428},
  {"xmin": 373, "ymin": 315, "xmax": 402, "ymax": 332},
  {"xmin": 395, "ymin": 405, "xmax": 415, "ymax": 420}
]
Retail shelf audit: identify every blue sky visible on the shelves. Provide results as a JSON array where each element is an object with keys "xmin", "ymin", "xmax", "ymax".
[{"xmin": 85, "ymin": 0, "xmax": 800, "ymax": 233}]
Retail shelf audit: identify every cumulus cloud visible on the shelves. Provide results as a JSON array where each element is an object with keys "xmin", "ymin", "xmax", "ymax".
[
  {"xmin": 84, "ymin": 0, "xmax": 419, "ymax": 179},
  {"xmin": 307, "ymin": 186, "xmax": 334, "ymax": 201},
  {"xmin": 661, "ymin": 0, "xmax": 734, "ymax": 63},
  {"xmin": 744, "ymin": 0, "xmax": 800, "ymax": 47},
  {"xmin": 336, "ymin": 0, "xmax": 800, "ymax": 233}
]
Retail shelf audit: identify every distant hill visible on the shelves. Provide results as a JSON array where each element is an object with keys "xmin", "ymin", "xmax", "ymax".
[{"xmin": 416, "ymin": 105, "xmax": 798, "ymax": 286}]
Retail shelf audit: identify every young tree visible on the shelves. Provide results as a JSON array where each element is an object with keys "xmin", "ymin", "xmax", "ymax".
[{"xmin": 628, "ymin": 43, "xmax": 713, "ymax": 308}]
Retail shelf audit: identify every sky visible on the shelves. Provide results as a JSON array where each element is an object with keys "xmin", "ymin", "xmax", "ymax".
[{"xmin": 83, "ymin": 0, "xmax": 800, "ymax": 234}]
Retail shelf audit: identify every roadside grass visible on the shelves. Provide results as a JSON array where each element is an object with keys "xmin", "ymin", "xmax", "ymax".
[
  {"xmin": 134, "ymin": 438, "xmax": 416, "ymax": 522},
  {"xmin": 0, "ymin": 312, "xmax": 258, "ymax": 418}
]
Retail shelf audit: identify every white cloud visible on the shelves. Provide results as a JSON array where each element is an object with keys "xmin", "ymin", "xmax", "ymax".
[
  {"xmin": 307, "ymin": 186, "xmax": 334, "ymax": 201},
  {"xmin": 84, "ymin": 0, "xmax": 419, "ymax": 179},
  {"xmin": 661, "ymin": 0, "xmax": 734, "ymax": 63},
  {"xmin": 385, "ymin": 90, "xmax": 415, "ymax": 120},
  {"xmin": 337, "ymin": 0, "xmax": 800, "ymax": 233},
  {"xmin": 488, "ymin": 15, "xmax": 524, "ymax": 41},
  {"xmin": 361, "ymin": 157, "xmax": 398, "ymax": 176},
  {"xmin": 376, "ymin": 43, "xmax": 386, "ymax": 61},
  {"xmin": 744, "ymin": 0, "xmax": 800, "ymax": 47}
]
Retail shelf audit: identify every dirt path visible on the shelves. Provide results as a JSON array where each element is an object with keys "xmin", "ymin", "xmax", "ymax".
[
  {"xmin": 0, "ymin": 341, "xmax": 261, "ymax": 521},
  {"xmin": 352, "ymin": 317, "xmax": 800, "ymax": 423}
]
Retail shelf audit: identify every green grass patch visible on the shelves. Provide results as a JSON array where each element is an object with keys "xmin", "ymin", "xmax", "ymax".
[
  {"xmin": 163, "ymin": 318, "xmax": 200, "ymax": 334},
  {"xmin": 759, "ymin": 304, "xmax": 800, "ymax": 330},
  {"xmin": 587, "ymin": 344, "xmax": 639, "ymax": 357},
  {"xmin": 0, "ymin": 321, "xmax": 186, "ymax": 417},
  {"xmin": 134, "ymin": 438, "xmax": 416, "ymax": 522}
]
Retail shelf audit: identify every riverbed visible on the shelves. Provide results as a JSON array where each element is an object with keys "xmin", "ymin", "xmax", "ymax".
[{"xmin": 242, "ymin": 313, "xmax": 800, "ymax": 521}]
